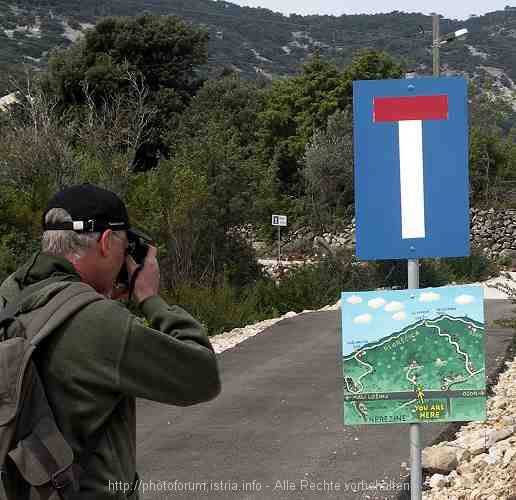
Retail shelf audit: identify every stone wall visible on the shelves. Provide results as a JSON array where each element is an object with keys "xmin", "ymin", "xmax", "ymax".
[
  {"xmin": 471, "ymin": 208, "xmax": 516, "ymax": 261},
  {"xmin": 276, "ymin": 208, "xmax": 516, "ymax": 262}
]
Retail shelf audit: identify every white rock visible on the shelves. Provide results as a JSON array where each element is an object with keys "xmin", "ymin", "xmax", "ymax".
[
  {"xmin": 493, "ymin": 398, "xmax": 507, "ymax": 410},
  {"xmin": 487, "ymin": 427, "xmax": 514, "ymax": 447},
  {"xmin": 422, "ymin": 446, "xmax": 458, "ymax": 473},
  {"xmin": 469, "ymin": 438, "xmax": 488, "ymax": 456},
  {"xmin": 428, "ymin": 473, "xmax": 448, "ymax": 488}
]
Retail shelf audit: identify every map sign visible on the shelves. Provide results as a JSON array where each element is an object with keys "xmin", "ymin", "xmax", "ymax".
[{"xmin": 341, "ymin": 285, "xmax": 486, "ymax": 425}]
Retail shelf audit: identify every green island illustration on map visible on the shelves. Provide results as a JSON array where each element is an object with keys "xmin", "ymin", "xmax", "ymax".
[{"xmin": 342, "ymin": 286, "xmax": 486, "ymax": 425}]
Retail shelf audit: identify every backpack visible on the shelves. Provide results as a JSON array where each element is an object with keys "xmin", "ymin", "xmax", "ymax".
[{"xmin": 0, "ymin": 279, "xmax": 104, "ymax": 500}]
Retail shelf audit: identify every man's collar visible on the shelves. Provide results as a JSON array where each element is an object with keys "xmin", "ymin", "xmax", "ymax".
[{"xmin": 14, "ymin": 252, "xmax": 81, "ymax": 288}]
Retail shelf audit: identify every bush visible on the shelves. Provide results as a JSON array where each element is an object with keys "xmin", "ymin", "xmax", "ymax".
[
  {"xmin": 440, "ymin": 250, "xmax": 498, "ymax": 283},
  {"xmin": 160, "ymin": 249, "xmax": 380, "ymax": 335},
  {"xmin": 368, "ymin": 251, "xmax": 498, "ymax": 290},
  {"xmin": 0, "ymin": 230, "xmax": 40, "ymax": 283},
  {"xmin": 164, "ymin": 246, "xmax": 483, "ymax": 337},
  {"xmin": 162, "ymin": 277, "xmax": 267, "ymax": 337}
]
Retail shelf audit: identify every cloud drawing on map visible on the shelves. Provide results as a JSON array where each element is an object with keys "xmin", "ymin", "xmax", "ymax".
[
  {"xmin": 346, "ymin": 295, "xmax": 363, "ymax": 305},
  {"xmin": 419, "ymin": 292, "xmax": 440, "ymax": 303},
  {"xmin": 384, "ymin": 301, "xmax": 404, "ymax": 312},
  {"xmin": 354, "ymin": 313, "xmax": 373, "ymax": 324},
  {"xmin": 455, "ymin": 294, "xmax": 475, "ymax": 305},
  {"xmin": 368, "ymin": 297, "xmax": 386, "ymax": 309},
  {"xmin": 392, "ymin": 311, "xmax": 407, "ymax": 321}
]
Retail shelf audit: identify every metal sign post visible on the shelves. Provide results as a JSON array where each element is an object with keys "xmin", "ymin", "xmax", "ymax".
[
  {"xmin": 408, "ymin": 18, "xmax": 448, "ymax": 499},
  {"xmin": 272, "ymin": 215, "xmax": 287, "ymax": 266},
  {"xmin": 278, "ymin": 225, "xmax": 281, "ymax": 264},
  {"xmin": 408, "ymin": 259, "xmax": 421, "ymax": 500}
]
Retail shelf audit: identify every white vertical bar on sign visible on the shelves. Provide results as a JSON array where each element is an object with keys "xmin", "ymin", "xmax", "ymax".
[{"xmin": 398, "ymin": 120, "xmax": 425, "ymax": 239}]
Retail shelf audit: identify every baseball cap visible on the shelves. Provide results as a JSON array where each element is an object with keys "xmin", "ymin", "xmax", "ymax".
[{"xmin": 42, "ymin": 183, "xmax": 131, "ymax": 233}]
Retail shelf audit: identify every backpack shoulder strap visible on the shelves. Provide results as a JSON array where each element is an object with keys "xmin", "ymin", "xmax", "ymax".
[{"xmin": 23, "ymin": 282, "xmax": 104, "ymax": 346}]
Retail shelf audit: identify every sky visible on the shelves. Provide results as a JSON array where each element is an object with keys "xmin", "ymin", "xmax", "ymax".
[
  {"xmin": 341, "ymin": 285, "xmax": 484, "ymax": 356},
  {"xmin": 228, "ymin": 1, "xmax": 515, "ymax": 20}
]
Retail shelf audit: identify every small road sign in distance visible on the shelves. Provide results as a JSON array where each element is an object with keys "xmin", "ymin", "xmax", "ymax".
[{"xmin": 272, "ymin": 215, "xmax": 287, "ymax": 227}]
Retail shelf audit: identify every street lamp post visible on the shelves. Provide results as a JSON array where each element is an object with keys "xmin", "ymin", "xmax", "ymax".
[
  {"xmin": 433, "ymin": 15, "xmax": 440, "ymax": 76},
  {"xmin": 432, "ymin": 14, "xmax": 469, "ymax": 77}
]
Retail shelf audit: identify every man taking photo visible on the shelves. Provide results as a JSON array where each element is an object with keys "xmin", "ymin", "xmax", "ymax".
[{"xmin": 0, "ymin": 183, "xmax": 221, "ymax": 499}]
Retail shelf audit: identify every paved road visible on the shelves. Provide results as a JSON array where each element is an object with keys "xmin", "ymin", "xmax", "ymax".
[{"xmin": 135, "ymin": 299, "xmax": 515, "ymax": 500}]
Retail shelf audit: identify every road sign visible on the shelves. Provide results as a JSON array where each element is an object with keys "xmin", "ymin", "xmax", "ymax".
[
  {"xmin": 353, "ymin": 77, "xmax": 469, "ymax": 260},
  {"xmin": 272, "ymin": 215, "xmax": 287, "ymax": 227},
  {"xmin": 341, "ymin": 285, "xmax": 486, "ymax": 425}
]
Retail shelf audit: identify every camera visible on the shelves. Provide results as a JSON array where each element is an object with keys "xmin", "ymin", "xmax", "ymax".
[{"xmin": 116, "ymin": 228, "xmax": 153, "ymax": 286}]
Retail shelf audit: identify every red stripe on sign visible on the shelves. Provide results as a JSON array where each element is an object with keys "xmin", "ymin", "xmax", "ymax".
[{"xmin": 374, "ymin": 95, "xmax": 448, "ymax": 122}]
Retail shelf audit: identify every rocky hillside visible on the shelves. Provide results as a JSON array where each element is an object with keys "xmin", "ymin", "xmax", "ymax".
[{"xmin": 0, "ymin": 0, "xmax": 516, "ymax": 107}]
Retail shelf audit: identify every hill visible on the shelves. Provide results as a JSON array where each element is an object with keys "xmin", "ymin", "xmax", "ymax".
[
  {"xmin": 343, "ymin": 314, "xmax": 486, "ymax": 425},
  {"xmin": 0, "ymin": 0, "xmax": 516, "ymax": 103}
]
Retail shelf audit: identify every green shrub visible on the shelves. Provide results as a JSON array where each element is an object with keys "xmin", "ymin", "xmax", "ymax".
[
  {"xmin": 162, "ymin": 277, "xmax": 267, "ymax": 336},
  {"xmin": 0, "ymin": 230, "xmax": 39, "ymax": 283},
  {"xmin": 441, "ymin": 250, "xmax": 498, "ymax": 282},
  {"xmin": 368, "ymin": 251, "xmax": 499, "ymax": 290}
]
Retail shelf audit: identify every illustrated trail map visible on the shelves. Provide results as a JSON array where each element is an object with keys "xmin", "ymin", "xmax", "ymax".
[{"xmin": 341, "ymin": 286, "xmax": 486, "ymax": 425}]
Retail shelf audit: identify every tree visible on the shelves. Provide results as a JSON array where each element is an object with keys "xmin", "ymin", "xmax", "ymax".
[
  {"xmin": 258, "ymin": 55, "xmax": 350, "ymax": 197},
  {"xmin": 42, "ymin": 14, "xmax": 209, "ymax": 170},
  {"xmin": 143, "ymin": 75, "xmax": 273, "ymax": 288},
  {"xmin": 469, "ymin": 126, "xmax": 516, "ymax": 206},
  {"xmin": 469, "ymin": 81, "xmax": 516, "ymax": 135},
  {"xmin": 0, "ymin": 73, "xmax": 156, "ymax": 266},
  {"xmin": 343, "ymin": 49, "xmax": 404, "ymax": 84},
  {"xmin": 303, "ymin": 109, "xmax": 354, "ymax": 232},
  {"xmin": 45, "ymin": 14, "xmax": 208, "ymax": 105},
  {"xmin": 258, "ymin": 50, "xmax": 403, "ymax": 199},
  {"xmin": 0, "ymin": 80, "xmax": 80, "ymax": 216}
]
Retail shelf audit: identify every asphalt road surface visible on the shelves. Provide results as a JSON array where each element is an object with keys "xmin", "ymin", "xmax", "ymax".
[{"xmin": 135, "ymin": 299, "xmax": 516, "ymax": 500}]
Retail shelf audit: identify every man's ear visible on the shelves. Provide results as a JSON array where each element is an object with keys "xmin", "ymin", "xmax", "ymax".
[{"xmin": 98, "ymin": 229, "xmax": 113, "ymax": 257}]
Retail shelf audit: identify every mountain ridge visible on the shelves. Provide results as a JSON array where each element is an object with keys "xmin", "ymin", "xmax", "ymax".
[
  {"xmin": 0, "ymin": 1, "xmax": 515, "ymax": 103},
  {"xmin": 342, "ymin": 313, "xmax": 484, "ymax": 361}
]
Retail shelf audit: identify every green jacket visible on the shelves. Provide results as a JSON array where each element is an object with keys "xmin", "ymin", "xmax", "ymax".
[{"xmin": 0, "ymin": 252, "xmax": 221, "ymax": 499}]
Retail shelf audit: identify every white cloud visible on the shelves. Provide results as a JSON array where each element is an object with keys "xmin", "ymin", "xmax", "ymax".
[
  {"xmin": 346, "ymin": 295, "xmax": 363, "ymax": 305},
  {"xmin": 455, "ymin": 294, "xmax": 475, "ymax": 305},
  {"xmin": 368, "ymin": 297, "xmax": 386, "ymax": 309},
  {"xmin": 419, "ymin": 292, "xmax": 440, "ymax": 303},
  {"xmin": 384, "ymin": 301, "xmax": 404, "ymax": 312},
  {"xmin": 392, "ymin": 311, "xmax": 406, "ymax": 321},
  {"xmin": 354, "ymin": 313, "xmax": 373, "ymax": 325}
]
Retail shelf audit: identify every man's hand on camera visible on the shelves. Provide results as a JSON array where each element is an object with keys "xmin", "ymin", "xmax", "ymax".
[{"xmin": 126, "ymin": 245, "xmax": 160, "ymax": 305}]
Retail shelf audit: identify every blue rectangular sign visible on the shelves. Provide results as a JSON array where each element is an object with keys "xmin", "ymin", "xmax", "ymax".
[{"xmin": 353, "ymin": 77, "xmax": 469, "ymax": 260}]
